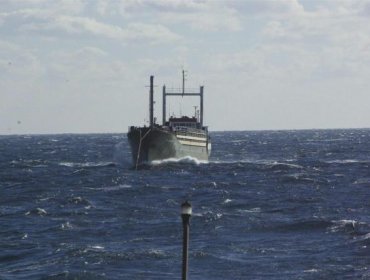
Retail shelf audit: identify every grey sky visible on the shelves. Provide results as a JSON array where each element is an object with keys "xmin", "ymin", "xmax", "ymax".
[{"xmin": 1, "ymin": 0, "xmax": 370, "ymax": 134}]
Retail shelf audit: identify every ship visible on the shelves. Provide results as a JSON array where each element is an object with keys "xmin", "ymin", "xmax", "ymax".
[{"xmin": 127, "ymin": 72, "xmax": 211, "ymax": 167}]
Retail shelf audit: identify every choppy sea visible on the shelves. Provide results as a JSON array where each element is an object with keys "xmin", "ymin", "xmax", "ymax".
[{"xmin": 1, "ymin": 129, "xmax": 370, "ymax": 279}]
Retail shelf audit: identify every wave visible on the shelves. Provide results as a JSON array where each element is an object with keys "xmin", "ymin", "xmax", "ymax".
[
  {"xmin": 237, "ymin": 207, "xmax": 261, "ymax": 213},
  {"xmin": 353, "ymin": 233, "xmax": 370, "ymax": 243},
  {"xmin": 82, "ymin": 245, "xmax": 105, "ymax": 252},
  {"xmin": 328, "ymin": 219, "xmax": 370, "ymax": 236},
  {"xmin": 95, "ymin": 184, "xmax": 132, "ymax": 192},
  {"xmin": 222, "ymin": 198, "xmax": 233, "ymax": 204},
  {"xmin": 273, "ymin": 219, "xmax": 333, "ymax": 232},
  {"xmin": 68, "ymin": 196, "xmax": 92, "ymax": 206},
  {"xmin": 61, "ymin": 221, "xmax": 73, "ymax": 230},
  {"xmin": 210, "ymin": 159, "xmax": 302, "ymax": 167},
  {"xmin": 59, "ymin": 161, "xmax": 116, "ymax": 168},
  {"xmin": 265, "ymin": 161, "xmax": 303, "ymax": 170},
  {"xmin": 10, "ymin": 159, "xmax": 48, "ymax": 168},
  {"xmin": 281, "ymin": 173, "xmax": 317, "ymax": 183},
  {"xmin": 253, "ymin": 218, "xmax": 365, "ymax": 233},
  {"xmin": 25, "ymin": 207, "xmax": 47, "ymax": 216},
  {"xmin": 208, "ymin": 160, "xmax": 305, "ymax": 173},
  {"xmin": 353, "ymin": 178, "xmax": 370, "ymax": 185},
  {"xmin": 151, "ymin": 156, "xmax": 208, "ymax": 166},
  {"xmin": 325, "ymin": 159, "xmax": 368, "ymax": 164},
  {"xmin": 66, "ymin": 245, "xmax": 171, "ymax": 262}
]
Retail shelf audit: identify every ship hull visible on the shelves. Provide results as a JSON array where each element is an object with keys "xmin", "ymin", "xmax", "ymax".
[{"xmin": 128, "ymin": 126, "xmax": 210, "ymax": 165}]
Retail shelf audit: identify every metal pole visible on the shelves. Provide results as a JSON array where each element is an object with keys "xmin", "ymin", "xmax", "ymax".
[
  {"xmin": 200, "ymin": 86, "xmax": 204, "ymax": 128},
  {"xmin": 163, "ymin": 85, "xmax": 166, "ymax": 125},
  {"xmin": 181, "ymin": 201, "xmax": 192, "ymax": 280},
  {"xmin": 149, "ymin": 75, "xmax": 154, "ymax": 126},
  {"xmin": 182, "ymin": 70, "xmax": 185, "ymax": 96}
]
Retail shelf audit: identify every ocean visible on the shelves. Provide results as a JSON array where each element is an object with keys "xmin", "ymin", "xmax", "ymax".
[{"xmin": 1, "ymin": 129, "xmax": 370, "ymax": 279}]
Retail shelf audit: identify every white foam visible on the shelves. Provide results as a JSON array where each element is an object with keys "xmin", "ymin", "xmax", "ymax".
[
  {"xmin": 304, "ymin": 269, "xmax": 319, "ymax": 273},
  {"xmin": 59, "ymin": 161, "xmax": 115, "ymax": 168},
  {"xmin": 239, "ymin": 207, "xmax": 261, "ymax": 213},
  {"xmin": 355, "ymin": 233, "xmax": 370, "ymax": 241},
  {"xmin": 103, "ymin": 184, "xmax": 132, "ymax": 191},
  {"xmin": 36, "ymin": 208, "xmax": 47, "ymax": 215},
  {"xmin": 269, "ymin": 161, "xmax": 303, "ymax": 169},
  {"xmin": 326, "ymin": 159, "xmax": 362, "ymax": 164},
  {"xmin": 223, "ymin": 199, "xmax": 233, "ymax": 204},
  {"xmin": 90, "ymin": 245, "xmax": 104, "ymax": 250},
  {"xmin": 329, "ymin": 219, "xmax": 364, "ymax": 232},
  {"xmin": 208, "ymin": 159, "xmax": 303, "ymax": 169},
  {"xmin": 61, "ymin": 221, "xmax": 73, "ymax": 230},
  {"xmin": 151, "ymin": 156, "xmax": 208, "ymax": 166},
  {"xmin": 25, "ymin": 207, "xmax": 47, "ymax": 216},
  {"xmin": 354, "ymin": 178, "xmax": 370, "ymax": 185},
  {"xmin": 59, "ymin": 162, "xmax": 75, "ymax": 167}
]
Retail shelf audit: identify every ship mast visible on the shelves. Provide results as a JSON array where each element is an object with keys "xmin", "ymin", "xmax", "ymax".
[
  {"xmin": 182, "ymin": 69, "xmax": 186, "ymax": 97},
  {"xmin": 149, "ymin": 75, "xmax": 154, "ymax": 127},
  {"xmin": 162, "ymin": 71, "xmax": 204, "ymax": 127}
]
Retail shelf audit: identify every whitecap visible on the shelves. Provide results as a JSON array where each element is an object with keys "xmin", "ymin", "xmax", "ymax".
[
  {"xmin": 90, "ymin": 245, "xmax": 105, "ymax": 250},
  {"xmin": 147, "ymin": 249, "xmax": 165, "ymax": 257},
  {"xmin": 223, "ymin": 198, "xmax": 233, "ymax": 204},
  {"xmin": 59, "ymin": 162, "xmax": 75, "ymax": 167},
  {"xmin": 83, "ymin": 245, "xmax": 105, "ymax": 253},
  {"xmin": 329, "ymin": 219, "xmax": 363, "ymax": 232},
  {"xmin": 25, "ymin": 207, "xmax": 47, "ymax": 216},
  {"xmin": 326, "ymin": 159, "xmax": 362, "ymax": 164},
  {"xmin": 80, "ymin": 162, "xmax": 115, "ymax": 167},
  {"xmin": 36, "ymin": 208, "xmax": 47, "ymax": 215},
  {"xmin": 103, "ymin": 184, "xmax": 132, "ymax": 191},
  {"xmin": 151, "ymin": 156, "xmax": 208, "ymax": 166},
  {"xmin": 192, "ymin": 212, "xmax": 204, "ymax": 217},
  {"xmin": 34, "ymin": 164, "xmax": 47, "ymax": 168},
  {"xmin": 166, "ymin": 199, "xmax": 177, "ymax": 205},
  {"xmin": 353, "ymin": 178, "xmax": 370, "ymax": 185},
  {"xmin": 59, "ymin": 161, "xmax": 116, "ymax": 168},
  {"xmin": 354, "ymin": 233, "xmax": 370, "ymax": 241},
  {"xmin": 69, "ymin": 196, "xmax": 91, "ymax": 206},
  {"xmin": 269, "ymin": 162, "xmax": 303, "ymax": 169},
  {"xmin": 61, "ymin": 221, "xmax": 73, "ymax": 230},
  {"xmin": 238, "ymin": 208, "xmax": 261, "ymax": 213},
  {"xmin": 304, "ymin": 269, "xmax": 319, "ymax": 273}
]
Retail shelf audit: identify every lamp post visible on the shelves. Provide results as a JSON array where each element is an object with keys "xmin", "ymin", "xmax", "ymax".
[{"xmin": 181, "ymin": 201, "xmax": 192, "ymax": 280}]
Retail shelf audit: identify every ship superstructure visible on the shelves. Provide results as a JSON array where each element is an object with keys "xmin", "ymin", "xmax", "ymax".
[{"xmin": 128, "ymin": 73, "xmax": 211, "ymax": 167}]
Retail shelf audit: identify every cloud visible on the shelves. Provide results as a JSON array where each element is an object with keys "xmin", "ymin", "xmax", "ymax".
[
  {"xmin": 1, "ymin": 0, "xmax": 85, "ymax": 13},
  {"xmin": 2, "ymin": 0, "xmax": 370, "ymax": 133},
  {"xmin": 125, "ymin": 0, "xmax": 206, "ymax": 13},
  {"xmin": 47, "ymin": 47, "xmax": 127, "ymax": 83},
  {"xmin": 0, "ymin": 9, "xmax": 181, "ymax": 44},
  {"xmin": 225, "ymin": 0, "xmax": 305, "ymax": 17},
  {"xmin": 141, "ymin": 0, "xmax": 242, "ymax": 31},
  {"xmin": 93, "ymin": 0, "xmax": 242, "ymax": 32},
  {"xmin": 159, "ymin": 5, "xmax": 242, "ymax": 32},
  {"xmin": 0, "ymin": 40, "xmax": 45, "ymax": 84}
]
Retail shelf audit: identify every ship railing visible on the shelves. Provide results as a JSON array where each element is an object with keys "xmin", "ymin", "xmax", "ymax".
[{"xmin": 175, "ymin": 126, "xmax": 206, "ymax": 137}]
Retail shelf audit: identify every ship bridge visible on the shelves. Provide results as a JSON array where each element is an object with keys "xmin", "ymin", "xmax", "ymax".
[{"xmin": 168, "ymin": 116, "xmax": 199, "ymax": 129}]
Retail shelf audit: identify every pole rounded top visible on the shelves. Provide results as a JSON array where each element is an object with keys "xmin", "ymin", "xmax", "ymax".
[{"xmin": 181, "ymin": 201, "xmax": 192, "ymax": 216}]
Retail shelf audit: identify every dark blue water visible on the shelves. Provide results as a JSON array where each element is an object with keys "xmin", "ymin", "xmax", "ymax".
[{"xmin": 1, "ymin": 130, "xmax": 370, "ymax": 279}]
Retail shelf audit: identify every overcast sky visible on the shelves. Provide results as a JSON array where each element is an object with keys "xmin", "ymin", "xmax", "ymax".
[{"xmin": 1, "ymin": 0, "xmax": 370, "ymax": 134}]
